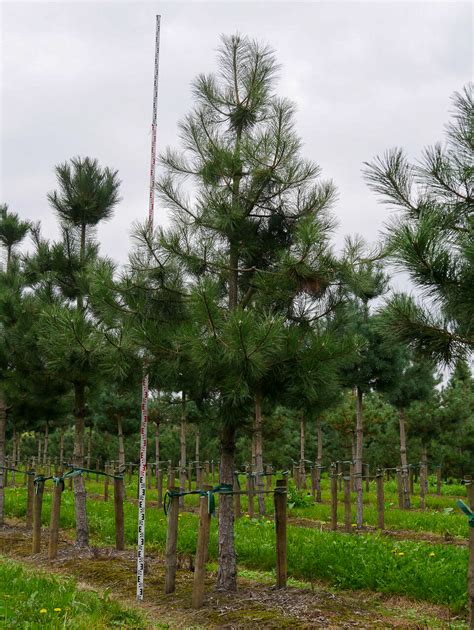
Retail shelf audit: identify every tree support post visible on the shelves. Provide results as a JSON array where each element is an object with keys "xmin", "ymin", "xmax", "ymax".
[
  {"xmin": 192, "ymin": 493, "xmax": 211, "ymax": 608},
  {"xmin": 165, "ymin": 489, "xmax": 179, "ymax": 594},
  {"xmin": 274, "ymin": 478, "xmax": 287, "ymax": 589},
  {"xmin": 376, "ymin": 469, "xmax": 384, "ymax": 530},
  {"xmin": 330, "ymin": 468, "xmax": 338, "ymax": 531},
  {"xmin": 344, "ymin": 476, "xmax": 352, "ymax": 532},
  {"xmin": 48, "ymin": 481, "xmax": 63, "ymax": 560},
  {"xmin": 32, "ymin": 478, "xmax": 45, "ymax": 554},
  {"xmin": 233, "ymin": 474, "xmax": 241, "ymax": 519},
  {"xmin": 26, "ymin": 473, "xmax": 34, "ymax": 529},
  {"xmin": 114, "ymin": 475, "xmax": 125, "ymax": 551}
]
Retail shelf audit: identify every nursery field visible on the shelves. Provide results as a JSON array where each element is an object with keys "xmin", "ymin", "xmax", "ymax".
[{"xmin": 0, "ymin": 472, "xmax": 470, "ymax": 628}]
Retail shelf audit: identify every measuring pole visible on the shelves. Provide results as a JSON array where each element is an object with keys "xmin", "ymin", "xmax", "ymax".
[{"xmin": 137, "ymin": 14, "xmax": 161, "ymax": 602}]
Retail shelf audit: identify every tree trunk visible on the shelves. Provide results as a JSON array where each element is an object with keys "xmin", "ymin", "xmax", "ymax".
[
  {"xmin": 73, "ymin": 383, "xmax": 89, "ymax": 547},
  {"xmin": 59, "ymin": 428, "xmax": 65, "ymax": 473},
  {"xmin": 421, "ymin": 443, "xmax": 428, "ymax": 494},
  {"xmin": 216, "ymin": 423, "xmax": 237, "ymax": 592},
  {"xmin": 315, "ymin": 416, "xmax": 323, "ymax": 502},
  {"xmin": 398, "ymin": 408, "xmax": 410, "ymax": 509},
  {"xmin": 179, "ymin": 392, "xmax": 187, "ymax": 507},
  {"xmin": 254, "ymin": 388, "xmax": 265, "ymax": 516},
  {"xmin": 155, "ymin": 420, "xmax": 160, "ymax": 488},
  {"xmin": 355, "ymin": 387, "xmax": 364, "ymax": 528},
  {"xmin": 299, "ymin": 414, "xmax": 306, "ymax": 489},
  {"xmin": 16, "ymin": 432, "xmax": 21, "ymax": 479},
  {"xmin": 37, "ymin": 434, "xmax": 42, "ymax": 465},
  {"xmin": 43, "ymin": 422, "xmax": 49, "ymax": 465},
  {"xmin": 117, "ymin": 415, "xmax": 125, "ymax": 471},
  {"xmin": 86, "ymin": 426, "xmax": 92, "ymax": 475},
  {"xmin": 195, "ymin": 425, "xmax": 200, "ymax": 487},
  {"xmin": 11, "ymin": 426, "xmax": 16, "ymax": 485},
  {"xmin": 251, "ymin": 431, "xmax": 256, "ymax": 471},
  {"xmin": 0, "ymin": 391, "xmax": 6, "ymax": 525}
]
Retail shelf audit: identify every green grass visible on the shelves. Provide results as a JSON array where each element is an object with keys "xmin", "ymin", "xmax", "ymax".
[
  {"xmin": 0, "ymin": 556, "xmax": 147, "ymax": 629},
  {"xmin": 3, "ymin": 482, "xmax": 469, "ymax": 613}
]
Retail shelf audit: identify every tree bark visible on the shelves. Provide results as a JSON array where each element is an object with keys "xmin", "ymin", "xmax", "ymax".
[
  {"xmin": 299, "ymin": 414, "xmax": 306, "ymax": 489},
  {"xmin": 155, "ymin": 421, "xmax": 161, "ymax": 497},
  {"xmin": 73, "ymin": 382, "xmax": 89, "ymax": 547},
  {"xmin": 59, "ymin": 428, "xmax": 65, "ymax": 474},
  {"xmin": 254, "ymin": 388, "xmax": 265, "ymax": 515},
  {"xmin": 355, "ymin": 387, "xmax": 364, "ymax": 528},
  {"xmin": 195, "ymin": 425, "xmax": 200, "ymax": 487},
  {"xmin": 117, "ymin": 415, "xmax": 125, "ymax": 471},
  {"xmin": 43, "ymin": 422, "xmax": 49, "ymax": 465},
  {"xmin": 216, "ymin": 423, "xmax": 237, "ymax": 592},
  {"xmin": 86, "ymin": 425, "xmax": 92, "ymax": 475},
  {"xmin": 398, "ymin": 408, "xmax": 410, "ymax": 509},
  {"xmin": 179, "ymin": 392, "xmax": 187, "ymax": 507},
  {"xmin": 37, "ymin": 434, "xmax": 42, "ymax": 465},
  {"xmin": 0, "ymin": 391, "xmax": 6, "ymax": 525},
  {"xmin": 315, "ymin": 416, "xmax": 323, "ymax": 502}
]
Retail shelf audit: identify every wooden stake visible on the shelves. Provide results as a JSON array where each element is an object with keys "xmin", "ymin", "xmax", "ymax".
[
  {"xmin": 246, "ymin": 472, "xmax": 255, "ymax": 518},
  {"xmin": 233, "ymin": 474, "xmax": 241, "ymax": 519},
  {"xmin": 157, "ymin": 468, "xmax": 163, "ymax": 506},
  {"xmin": 192, "ymin": 493, "xmax": 211, "ymax": 608},
  {"xmin": 397, "ymin": 469, "xmax": 404, "ymax": 509},
  {"xmin": 330, "ymin": 470, "xmax": 338, "ymax": 531},
  {"xmin": 48, "ymin": 481, "xmax": 62, "ymax": 559},
  {"xmin": 265, "ymin": 465, "xmax": 272, "ymax": 491},
  {"xmin": 376, "ymin": 470, "xmax": 384, "ymax": 530},
  {"xmin": 344, "ymin": 476, "xmax": 351, "ymax": 532},
  {"xmin": 274, "ymin": 478, "xmax": 287, "ymax": 589},
  {"xmin": 26, "ymin": 473, "xmax": 34, "ymax": 529},
  {"xmin": 32, "ymin": 478, "xmax": 45, "ymax": 554},
  {"xmin": 114, "ymin": 475, "xmax": 125, "ymax": 551},
  {"xmin": 104, "ymin": 465, "xmax": 110, "ymax": 502},
  {"xmin": 436, "ymin": 466, "xmax": 442, "ymax": 496},
  {"xmin": 164, "ymin": 488, "xmax": 179, "ymax": 594},
  {"xmin": 420, "ymin": 466, "xmax": 426, "ymax": 510}
]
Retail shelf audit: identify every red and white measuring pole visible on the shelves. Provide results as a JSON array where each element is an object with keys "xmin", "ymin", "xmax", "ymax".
[{"xmin": 137, "ymin": 14, "xmax": 161, "ymax": 602}]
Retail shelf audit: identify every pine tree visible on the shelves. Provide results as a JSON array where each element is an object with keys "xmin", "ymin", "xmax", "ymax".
[
  {"xmin": 136, "ymin": 34, "xmax": 339, "ymax": 591},
  {"xmin": 29, "ymin": 157, "xmax": 120, "ymax": 547},
  {"xmin": 364, "ymin": 84, "xmax": 473, "ymax": 363}
]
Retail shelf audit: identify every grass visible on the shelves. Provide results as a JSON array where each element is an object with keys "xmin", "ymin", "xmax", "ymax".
[
  {"xmin": 3, "ymin": 480, "xmax": 469, "ymax": 613},
  {"xmin": 0, "ymin": 556, "xmax": 147, "ymax": 629}
]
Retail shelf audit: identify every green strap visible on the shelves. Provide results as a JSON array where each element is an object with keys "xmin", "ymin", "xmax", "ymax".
[
  {"xmin": 52, "ymin": 476, "xmax": 65, "ymax": 492},
  {"xmin": 63, "ymin": 465, "xmax": 124, "ymax": 480},
  {"xmin": 456, "ymin": 499, "xmax": 474, "ymax": 527},
  {"xmin": 163, "ymin": 483, "xmax": 235, "ymax": 516}
]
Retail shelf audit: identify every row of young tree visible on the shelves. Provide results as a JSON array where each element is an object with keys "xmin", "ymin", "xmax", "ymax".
[
  {"xmin": 0, "ymin": 35, "xmax": 472, "ymax": 592},
  {"xmin": 9, "ymin": 372, "xmax": 473, "ymax": 478}
]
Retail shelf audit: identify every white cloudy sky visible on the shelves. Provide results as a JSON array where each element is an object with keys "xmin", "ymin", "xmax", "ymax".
[{"xmin": 1, "ymin": 1, "xmax": 472, "ymax": 289}]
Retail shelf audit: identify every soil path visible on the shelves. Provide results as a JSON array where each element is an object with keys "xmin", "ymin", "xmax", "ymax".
[{"xmin": 0, "ymin": 522, "xmax": 466, "ymax": 629}]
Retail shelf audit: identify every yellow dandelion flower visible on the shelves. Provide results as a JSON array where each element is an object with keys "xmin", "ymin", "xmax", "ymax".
[
  {"xmin": 39, "ymin": 608, "xmax": 47, "ymax": 614},
  {"xmin": 429, "ymin": 552, "xmax": 435, "ymax": 557},
  {"xmin": 351, "ymin": 524, "xmax": 357, "ymax": 527},
  {"xmin": 54, "ymin": 608, "xmax": 62, "ymax": 613},
  {"xmin": 398, "ymin": 552, "xmax": 405, "ymax": 556}
]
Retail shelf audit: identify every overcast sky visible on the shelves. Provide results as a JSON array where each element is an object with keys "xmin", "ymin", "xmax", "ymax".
[{"xmin": 1, "ymin": 1, "xmax": 472, "ymax": 290}]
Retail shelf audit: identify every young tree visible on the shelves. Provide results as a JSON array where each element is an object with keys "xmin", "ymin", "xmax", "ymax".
[
  {"xmin": 31, "ymin": 157, "xmax": 120, "ymax": 546},
  {"xmin": 364, "ymin": 84, "xmax": 474, "ymax": 363},
  {"xmin": 385, "ymin": 357, "xmax": 438, "ymax": 508},
  {"xmin": 138, "ymin": 34, "xmax": 340, "ymax": 591}
]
